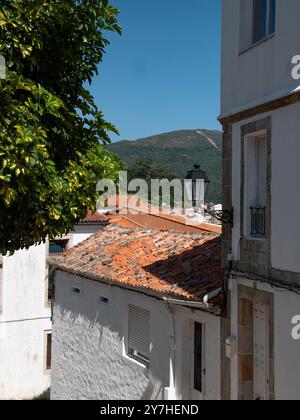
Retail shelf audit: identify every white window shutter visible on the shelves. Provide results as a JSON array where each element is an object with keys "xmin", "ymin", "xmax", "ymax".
[
  {"xmin": 128, "ymin": 305, "xmax": 150, "ymax": 359},
  {"xmin": 256, "ymin": 136, "xmax": 267, "ymax": 207}
]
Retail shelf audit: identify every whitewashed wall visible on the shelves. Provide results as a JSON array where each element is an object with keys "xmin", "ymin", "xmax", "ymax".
[
  {"xmin": 221, "ymin": 0, "xmax": 300, "ymax": 401},
  {"xmin": 0, "ymin": 223, "xmax": 104, "ymax": 400},
  {"xmin": 0, "ymin": 244, "xmax": 51, "ymax": 400},
  {"xmin": 51, "ymin": 271, "xmax": 221, "ymax": 401},
  {"xmin": 221, "ymin": 0, "xmax": 300, "ymax": 116},
  {"xmin": 67, "ymin": 224, "xmax": 105, "ymax": 249}
]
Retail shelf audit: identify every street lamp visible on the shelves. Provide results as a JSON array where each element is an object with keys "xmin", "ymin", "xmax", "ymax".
[
  {"xmin": 185, "ymin": 164, "xmax": 210, "ymax": 208},
  {"xmin": 185, "ymin": 164, "xmax": 233, "ymax": 225}
]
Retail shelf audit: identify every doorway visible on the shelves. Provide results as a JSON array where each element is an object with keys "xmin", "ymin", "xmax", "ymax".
[{"xmin": 253, "ymin": 301, "xmax": 269, "ymax": 400}]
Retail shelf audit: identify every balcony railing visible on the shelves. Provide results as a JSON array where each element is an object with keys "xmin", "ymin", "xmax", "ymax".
[{"xmin": 250, "ymin": 207, "xmax": 266, "ymax": 237}]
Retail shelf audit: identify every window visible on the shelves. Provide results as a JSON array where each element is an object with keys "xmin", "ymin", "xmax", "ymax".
[
  {"xmin": 46, "ymin": 269, "xmax": 54, "ymax": 304},
  {"xmin": 128, "ymin": 305, "xmax": 150, "ymax": 366},
  {"xmin": 254, "ymin": 136, "xmax": 267, "ymax": 208},
  {"xmin": 253, "ymin": 0, "xmax": 276, "ymax": 44},
  {"xmin": 46, "ymin": 239, "xmax": 69, "ymax": 306},
  {"xmin": 251, "ymin": 136, "xmax": 267, "ymax": 237},
  {"xmin": 100, "ymin": 296, "xmax": 109, "ymax": 304},
  {"xmin": 193, "ymin": 322, "xmax": 203, "ymax": 393},
  {"xmin": 245, "ymin": 134, "xmax": 267, "ymax": 237},
  {"xmin": 44, "ymin": 331, "xmax": 52, "ymax": 374},
  {"xmin": 49, "ymin": 239, "xmax": 69, "ymax": 255},
  {"xmin": 72, "ymin": 287, "xmax": 81, "ymax": 295}
]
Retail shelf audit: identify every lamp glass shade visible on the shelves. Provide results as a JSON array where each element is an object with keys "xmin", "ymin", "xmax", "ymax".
[{"xmin": 185, "ymin": 164, "xmax": 210, "ymax": 204}]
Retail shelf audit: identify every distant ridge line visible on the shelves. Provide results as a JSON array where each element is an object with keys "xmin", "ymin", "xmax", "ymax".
[{"xmin": 107, "ymin": 128, "xmax": 223, "ymax": 204}]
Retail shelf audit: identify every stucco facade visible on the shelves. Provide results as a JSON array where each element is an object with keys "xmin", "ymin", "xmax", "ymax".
[
  {"xmin": 221, "ymin": 0, "xmax": 300, "ymax": 119},
  {"xmin": 67, "ymin": 224, "xmax": 105, "ymax": 249},
  {"xmin": 0, "ymin": 244, "xmax": 52, "ymax": 400},
  {"xmin": 51, "ymin": 271, "xmax": 221, "ymax": 401},
  {"xmin": 0, "ymin": 220, "xmax": 105, "ymax": 400},
  {"xmin": 220, "ymin": 0, "xmax": 300, "ymax": 400}
]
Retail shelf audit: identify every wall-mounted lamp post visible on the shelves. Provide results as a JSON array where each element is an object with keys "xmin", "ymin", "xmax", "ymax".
[{"xmin": 185, "ymin": 164, "xmax": 233, "ymax": 225}]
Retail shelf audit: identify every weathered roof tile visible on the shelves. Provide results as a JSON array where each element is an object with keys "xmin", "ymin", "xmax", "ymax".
[{"xmin": 50, "ymin": 222, "xmax": 221, "ymax": 303}]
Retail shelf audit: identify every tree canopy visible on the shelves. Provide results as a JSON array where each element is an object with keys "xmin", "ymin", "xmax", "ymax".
[
  {"xmin": 127, "ymin": 158, "xmax": 180, "ymax": 207},
  {"xmin": 128, "ymin": 158, "xmax": 179, "ymax": 185},
  {"xmin": 0, "ymin": 0, "xmax": 121, "ymax": 254}
]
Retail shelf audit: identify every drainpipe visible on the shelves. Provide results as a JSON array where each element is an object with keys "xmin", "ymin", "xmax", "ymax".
[
  {"xmin": 203, "ymin": 288, "xmax": 222, "ymax": 306},
  {"xmin": 162, "ymin": 289, "xmax": 222, "ymax": 311},
  {"xmin": 162, "ymin": 289, "xmax": 222, "ymax": 400},
  {"xmin": 164, "ymin": 303, "xmax": 177, "ymax": 400}
]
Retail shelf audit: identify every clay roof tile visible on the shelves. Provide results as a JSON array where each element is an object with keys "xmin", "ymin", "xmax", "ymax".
[{"xmin": 50, "ymin": 223, "xmax": 222, "ymax": 305}]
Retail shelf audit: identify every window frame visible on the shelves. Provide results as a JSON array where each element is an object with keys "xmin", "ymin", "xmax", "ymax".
[
  {"xmin": 46, "ymin": 237, "xmax": 70, "ymax": 307},
  {"xmin": 49, "ymin": 239, "xmax": 69, "ymax": 255},
  {"xmin": 193, "ymin": 322, "xmax": 203, "ymax": 393},
  {"xmin": 44, "ymin": 330, "xmax": 52, "ymax": 375},
  {"xmin": 252, "ymin": 0, "xmax": 276, "ymax": 45},
  {"xmin": 127, "ymin": 305, "xmax": 151, "ymax": 368},
  {"xmin": 128, "ymin": 348, "xmax": 150, "ymax": 367},
  {"xmin": 45, "ymin": 268, "xmax": 53, "ymax": 307},
  {"xmin": 189, "ymin": 320, "xmax": 205, "ymax": 400},
  {"xmin": 243, "ymin": 129, "xmax": 268, "ymax": 240}
]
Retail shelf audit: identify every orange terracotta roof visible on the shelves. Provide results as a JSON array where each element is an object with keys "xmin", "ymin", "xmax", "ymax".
[
  {"xmin": 80, "ymin": 209, "xmax": 109, "ymax": 224},
  {"xmin": 106, "ymin": 215, "xmax": 145, "ymax": 229},
  {"xmin": 185, "ymin": 220, "xmax": 222, "ymax": 234},
  {"xmin": 136, "ymin": 211, "xmax": 222, "ymax": 234},
  {"xmin": 105, "ymin": 195, "xmax": 222, "ymax": 234},
  {"xmin": 50, "ymin": 224, "xmax": 222, "ymax": 304}
]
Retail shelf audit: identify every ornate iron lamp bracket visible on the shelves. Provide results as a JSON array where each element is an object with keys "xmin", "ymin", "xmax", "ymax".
[{"xmin": 206, "ymin": 207, "xmax": 234, "ymax": 225}]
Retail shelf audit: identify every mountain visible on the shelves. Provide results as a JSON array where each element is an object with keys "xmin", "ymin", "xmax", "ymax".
[{"xmin": 107, "ymin": 129, "xmax": 223, "ymax": 203}]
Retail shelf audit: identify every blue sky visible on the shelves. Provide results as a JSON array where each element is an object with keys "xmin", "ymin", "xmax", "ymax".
[{"xmin": 91, "ymin": 0, "xmax": 221, "ymax": 141}]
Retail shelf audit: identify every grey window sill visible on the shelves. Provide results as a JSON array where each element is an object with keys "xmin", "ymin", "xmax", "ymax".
[
  {"xmin": 239, "ymin": 34, "xmax": 275, "ymax": 56},
  {"xmin": 245, "ymin": 236, "xmax": 266, "ymax": 242}
]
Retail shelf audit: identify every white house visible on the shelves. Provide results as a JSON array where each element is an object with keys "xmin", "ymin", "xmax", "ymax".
[
  {"xmin": 49, "ymin": 222, "xmax": 222, "ymax": 400},
  {"xmin": 0, "ymin": 211, "xmax": 108, "ymax": 400},
  {"xmin": 0, "ymin": 244, "xmax": 52, "ymax": 400},
  {"xmin": 220, "ymin": 0, "xmax": 300, "ymax": 400}
]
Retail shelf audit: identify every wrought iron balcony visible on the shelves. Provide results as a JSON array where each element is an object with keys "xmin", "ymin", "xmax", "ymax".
[{"xmin": 250, "ymin": 207, "xmax": 266, "ymax": 237}]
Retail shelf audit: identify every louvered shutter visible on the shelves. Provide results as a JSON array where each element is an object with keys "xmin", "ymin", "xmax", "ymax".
[
  {"xmin": 46, "ymin": 333, "xmax": 52, "ymax": 371},
  {"xmin": 128, "ymin": 305, "xmax": 150, "ymax": 360}
]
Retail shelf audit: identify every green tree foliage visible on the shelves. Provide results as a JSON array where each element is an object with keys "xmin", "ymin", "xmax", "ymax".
[
  {"xmin": 0, "ymin": 0, "xmax": 122, "ymax": 254},
  {"xmin": 127, "ymin": 159, "xmax": 180, "ymax": 207},
  {"xmin": 128, "ymin": 158, "xmax": 179, "ymax": 185}
]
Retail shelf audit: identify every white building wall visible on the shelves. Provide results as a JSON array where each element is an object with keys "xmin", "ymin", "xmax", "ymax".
[
  {"xmin": 231, "ymin": 277, "xmax": 300, "ymax": 400},
  {"xmin": 0, "ymin": 224, "xmax": 102, "ymax": 400},
  {"xmin": 221, "ymin": 0, "xmax": 300, "ymax": 116},
  {"xmin": 67, "ymin": 224, "xmax": 105, "ymax": 249},
  {"xmin": 273, "ymin": 289, "xmax": 300, "ymax": 400},
  {"xmin": 230, "ymin": 102, "xmax": 300, "ymax": 274},
  {"xmin": 270, "ymin": 104, "xmax": 300, "ymax": 272},
  {"xmin": 51, "ymin": 271, "xmax": 221, "ymax": 401},
  {"xmin": 0, "ymin": 244, "xmax": 51, "ymax": 400},
  {"xmin": 2, "ymin": 245, "xmax": 49, "ymax": 321},
  {"xmin": 0, "ymin": 319, "xmax": 51, "ymax": 400},
  {"xmin": 221, "ymin": 0, "xmax": 300, "ymax": 401}
]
